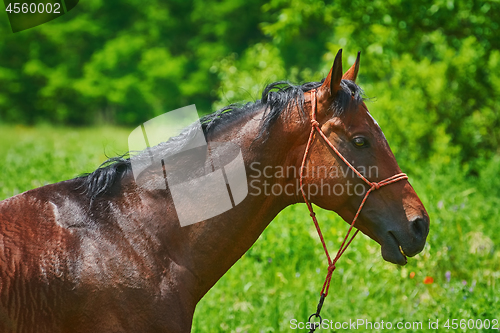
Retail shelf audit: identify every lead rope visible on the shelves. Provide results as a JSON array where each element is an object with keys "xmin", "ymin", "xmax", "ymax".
[{"xmin": 300, "ymin": 89, "xmax": 408, "ymax": 332}]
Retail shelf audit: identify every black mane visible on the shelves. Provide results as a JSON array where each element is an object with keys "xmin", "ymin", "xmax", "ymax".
[{"xmin": 78, "ymin": 79, "xmax": 364, "ymax": 201}]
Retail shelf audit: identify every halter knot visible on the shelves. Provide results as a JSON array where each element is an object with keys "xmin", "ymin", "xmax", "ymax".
[
  {"xmin": 311, "ymin": 120, "xmax": 320, "ymax": 128},
  {"xmin": 310, "ymin": 212, "xmax": 316, "ymax": 218},
  {"xmin": 371, "ymin": 182, "xmax": 381, "ymax": 190},
  {"xmin": 327, "ymin": 264, "xmax": 336, "ymax": 274}
]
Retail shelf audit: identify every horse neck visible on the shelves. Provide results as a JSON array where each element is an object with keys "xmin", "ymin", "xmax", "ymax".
[{"xmin": 157, "ymin": 104, "xmax": 309, "ymax": 301}]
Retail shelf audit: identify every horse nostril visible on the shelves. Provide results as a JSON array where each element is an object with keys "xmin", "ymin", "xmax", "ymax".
[{"xmin": 411, "ymin": 217, "xmax": 429, "ymax": 240}]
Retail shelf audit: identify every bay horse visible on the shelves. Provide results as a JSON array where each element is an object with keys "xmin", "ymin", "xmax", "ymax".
[{"xmin": 0, "ymin": 50, "xmax": 429, "ymax": 332}]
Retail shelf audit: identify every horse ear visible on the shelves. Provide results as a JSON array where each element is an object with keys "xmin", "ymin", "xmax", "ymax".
[
  {"xmin": 342, "ymin": 51, "xmax": 361, "ymax": 82},
  {"xmin": 321, "ymin": 49, "xmax": 343, "ymax": 96}
]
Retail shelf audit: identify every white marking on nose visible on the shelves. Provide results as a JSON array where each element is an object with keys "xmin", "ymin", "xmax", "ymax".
[
  {"xmin": 368, "ymin": 112, "xmax": 388, "ymax": 140},
  {"xmin": 367, "ymin": 112, "xmax": 380, "ymax": 127}
]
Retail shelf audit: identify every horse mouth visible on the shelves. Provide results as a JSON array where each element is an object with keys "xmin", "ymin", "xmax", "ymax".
[{"xmin": 380, "ymin": 232, "xmax": 408, "ymax": 265}]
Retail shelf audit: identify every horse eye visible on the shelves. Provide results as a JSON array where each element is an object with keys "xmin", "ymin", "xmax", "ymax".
[{"xmin": 353, "ymin": 137, "xmax": 368, "ymax": 147}]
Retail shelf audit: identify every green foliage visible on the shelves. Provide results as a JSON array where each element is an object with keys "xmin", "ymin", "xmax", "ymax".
[
  {"xmin": 213, "ymin": 43, "xmax": 287, "ymax": 109},
  {"xmin": 0, "ymin": 0, "xmax": 268, "ymax": 124},
  {"xmin": 1, "ymin": 0, "xmax": 499, "ymax": 171},
  {"xmin": 1, "ymin": 0, "xmax": 499, "ymax": 175}
]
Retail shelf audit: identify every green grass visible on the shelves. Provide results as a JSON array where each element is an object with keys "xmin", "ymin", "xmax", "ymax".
[
  {"xmin": 0, "ymin": 125, "xmax": 130, "ymax": 199},
  {"xmin": 0, "ymin": 126, "xmax": 499, "ymax": 332}
]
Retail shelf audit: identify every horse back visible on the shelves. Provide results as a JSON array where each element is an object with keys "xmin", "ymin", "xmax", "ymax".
[
  {"xmin": 0, "ymin": 179, "xmax": 192, "ymax": 333},
  {"xmin": 0, "ymin": 180, "xmax": 88, "ymax": 332}
]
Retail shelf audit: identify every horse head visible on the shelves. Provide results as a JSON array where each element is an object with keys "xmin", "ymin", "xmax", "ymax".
[{"xmin": 302, "ymin": 50, "xmax": 429, "ymax": 265}]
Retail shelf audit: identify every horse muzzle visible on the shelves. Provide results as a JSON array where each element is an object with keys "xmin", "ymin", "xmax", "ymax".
[{"xmin": 380, "ymin": 214, "xmax": 430, "ymax": 265}]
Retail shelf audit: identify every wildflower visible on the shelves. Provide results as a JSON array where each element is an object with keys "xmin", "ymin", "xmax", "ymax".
[
  {"xmin": 409, "ymin": 272, "xmax": 415, "ymax": 279},
  {"xmin": 445, "ymin": 271, "xmax": 451, "ymax": 282},
  {"xmin": 423, "ymin": 276, "xmax": 434, "ymax": 284}
]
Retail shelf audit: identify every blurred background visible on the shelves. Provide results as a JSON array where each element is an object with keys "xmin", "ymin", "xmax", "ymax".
[
  {"xmin": 1, "ymin": 0, "xmax": 500, "ymax": 173},
  {"xmin": 1, "ymin": 0, "xmax": 499, "ymax": 331}
]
